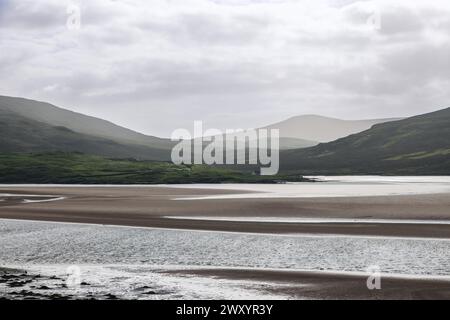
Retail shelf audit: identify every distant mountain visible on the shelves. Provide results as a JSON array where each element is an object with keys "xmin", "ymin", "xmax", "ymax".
[
  {"xmin": 4, "ymin": 95, "xmax": 446, "ymax": 175},
  {"xmin": 194, "ymin": 135, "xmax": 317, "ymax": 151},
  {"xmin": 278, "ymin": 137, "xmax": 318, "ymax": 150},
  {"xmin": 263, "ymin": 115, "xmax": 402, "ymax": 143},
  {"xmin": 195, "ymin": 115, "xmax": 400, "ymax": 151},
  {"xmin": 0, "ymin": 95, "xmax": 173, "ymax": 160},
  {"xmin": 281, "ymin": 108, "xmax": 450, "ymax": 175}
]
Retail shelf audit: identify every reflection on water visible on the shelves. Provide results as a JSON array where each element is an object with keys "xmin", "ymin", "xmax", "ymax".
[
  {"xmin": 1, "ymin": 219, "xmax": 450, "ymax": 299},
  {"xmin": 168, "ymin": 176, "xmax": 450, "ymax": 199},
  {"xmin": 1, "ymin": 219, "xmax": 450, "ymax": 276}
]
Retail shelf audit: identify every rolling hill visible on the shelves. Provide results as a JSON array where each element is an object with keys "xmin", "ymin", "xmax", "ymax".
[
  {"xmin": 263, "ymin": 115, "xmax": 402, "ymax": 143},
  {"xmin": 1, "ymin": 95, "xmax": 396, "ymax": 158},
  {"xmin": 281, "ymin": 107, "xmax": 450, "ymax": 175},
  {"xmin": 196, "ymin": 115, "xmax": 401, "ymax": 151},
  {"xmin": 2, "ymin": 95, "xmax": 448, "ymax": 175},
  {"xmin": 0, "ymin": 95, "xmax": 174, "ymax": 160}
]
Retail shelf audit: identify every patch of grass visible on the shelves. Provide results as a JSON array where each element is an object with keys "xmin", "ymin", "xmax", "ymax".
[
  {"xmin": 0, "ymin": 152, "xmax": 309, "ymax": 184},
  {"xmin": 385, "ymin": 149, "xmax": 450, "ymax": 161},
  {"xmin": 281, "ymin": 107, "xmax": 450, "ymax": 175}
]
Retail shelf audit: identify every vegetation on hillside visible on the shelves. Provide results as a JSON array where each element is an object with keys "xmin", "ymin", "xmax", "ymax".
[
  {"xmin": 280, "ymin": 107, "xmax": 450, "ymax": 175},
  {"xmin": 0, "ymin": 152, "xmax": 309, "ymax": 184}
]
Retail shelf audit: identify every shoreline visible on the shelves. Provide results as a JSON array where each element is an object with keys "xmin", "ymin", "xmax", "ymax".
[
  {"xmin": 164, "ymin": 268, "xmax": 450, "ymax": 300},
  {"xmin": 1, "ymin": 186, "xmax": 450, "ymax": 238},
  {"xmin": 3, "ymin": 217, "xmax": 450, "ymax": 241},
  {"xmin": 4, "ymin": 217, "xmax": 450, "ymax": 242},
  {"xmin": 3, "ymin": 264, "xmax": 450, "ymax": 300}
]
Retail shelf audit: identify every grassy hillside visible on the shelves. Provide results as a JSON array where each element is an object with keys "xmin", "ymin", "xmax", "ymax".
[
  {"xmin": 281, "ymin": 107, "xmax": 450, "ymax": 175},
  {"xmin": 0, "ymin": 153, "xmax": 309, "ymax": 184},
  {"xmin": 0, "ymin": 95, "xmax": 173, "ymax": 150},
  {"xmin": 0, "ymin": 111, "xmax": 171, "ymax": 161}
]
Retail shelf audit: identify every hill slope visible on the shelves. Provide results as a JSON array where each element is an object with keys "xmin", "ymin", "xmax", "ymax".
[
  {"xmin": 0, "ymin": 110, "xmax": 172, "ymax": 160},
  {"xmin": 281, "ymin": 108, "xmax": 450, "ymax": 175},
  {"xmin": 264, "ymin": 115, "xmax": 402, "ymax": 143},
  {"xmin": 0, "ymin": 95, "xmax": 173, "ymax": 149},
  {"xmin": 0, "ymin": 96, "xmax": 173, "ymax": 160},
  {"xmin": 278, "ymin": 137, "xmax": 319, "ymax": 150}
]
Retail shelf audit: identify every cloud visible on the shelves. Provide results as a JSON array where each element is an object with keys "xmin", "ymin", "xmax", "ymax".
[
  {"xmin": 0, "ymin": 0, "xmax": 66, "ymax": 29},
  {"xmin": 0, "ymin": 0, "xmax": 449, "ymax": 137}
]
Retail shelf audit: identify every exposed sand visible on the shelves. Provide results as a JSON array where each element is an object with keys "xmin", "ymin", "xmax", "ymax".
[
  {"xmin": 0, "ymin": 186, "xmax": 449, "ymax": 238},
  {"xmin": 2, "ymin": 185, "xmax": 450, "ymax": 300},
  {"xmin": 3, "ymin": 266, "xmax": 450, "ymax": 300},
  {"xmin": 164, "ymin": 268, "xmax": 450, "ymax": 300}
]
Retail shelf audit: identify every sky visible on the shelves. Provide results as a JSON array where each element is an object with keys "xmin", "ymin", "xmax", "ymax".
[{"xmin": 0, "ymin": 0, "xmax": 449, "ymax": 137}]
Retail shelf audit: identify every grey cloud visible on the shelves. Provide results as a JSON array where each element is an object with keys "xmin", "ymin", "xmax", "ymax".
[
  {"xmin": 1, "ymin": 0, "xmax": 449, "ymax": 137},
  {"xmin": 344, "ymin": 3, "xmax": 425, "ymax": 37},
  {"xmin": 378, "ymin": 7, "xmax": 424, "ymax": 36},
  {"xmin": 381, "ymin": 42, "xmax": 450, "ymax": 82},
  {"xmin": 314, "ymin": 43, "xmax": 450, "ymax": 98},
  {"xmin": 138, "ymin": 12, "xmax": 270, "ymax": 47},
  {"xmin": 0, "ymin": 0, "xmax": 65, "ymax": 30}
]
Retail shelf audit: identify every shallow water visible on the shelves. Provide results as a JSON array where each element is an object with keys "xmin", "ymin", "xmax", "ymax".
[
  {"xmin": 1, "ymin": 219, "xmax": 450, "ymax": 275},
  {"xmin": 2, "ymin": 176, "xmax": 450, "ymax": 200},
  {"xmin": 0, "ymin": 194, "xmax": 65, "ymax": 203},
  {"xmin": 1, "ymin": 176, "xmax": 450, "ymax": 298},
  {"xmin": 164, "ymin": 216, "xmax": 450, "ymax": 225},
  {"xmin": 1, "ymin": 219, "xmax": 450, "ymax": 299},
  {"xmin": 168, "ymin": 176, "xmax": 450, "ymax": 199}
]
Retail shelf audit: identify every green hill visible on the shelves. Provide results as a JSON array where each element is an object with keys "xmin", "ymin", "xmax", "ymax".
[
  {"xmin": 281, "ymin": 107, "xmax": 450, "ymax": 175},
  {"xmin": 0, "ymin": 152, "xmax": 309, "ymax": 184},
  {"xmin": 0, "ymin": 95, "xmax": 173, "ymax": 160}
]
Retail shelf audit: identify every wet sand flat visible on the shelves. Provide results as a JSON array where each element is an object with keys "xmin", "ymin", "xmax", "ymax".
[
  {"xmin": 165, "ymin": 268, "xmax": 450, "ymax": 300},
  {"xmin": 0, "ymin": 186, "xmax": 450, "ymax": 238}
]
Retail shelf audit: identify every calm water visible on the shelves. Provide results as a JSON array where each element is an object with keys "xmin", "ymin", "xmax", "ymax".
[
  {"xmin": 166, "ymin": 176, "xmax": 450, "ymax": 199},
  {"xmin": 2, "ymin": 176, "xmax": 450, "ymax": 200},
  {"xmin": 1, "ymin": 219, "xmax": 450, "ymax": 299},
  {"xmin": 1, "ymin": 176, "xmax": 450, "ymax": 298},
  {"xmin": 1, "ymin": 219, "xmax": 450, "ymax": 275}
]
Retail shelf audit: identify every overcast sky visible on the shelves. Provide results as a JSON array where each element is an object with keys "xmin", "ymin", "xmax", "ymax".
[{"xmin": 0, "ymin": 0, "xmax": 449, "ymax": 137}]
